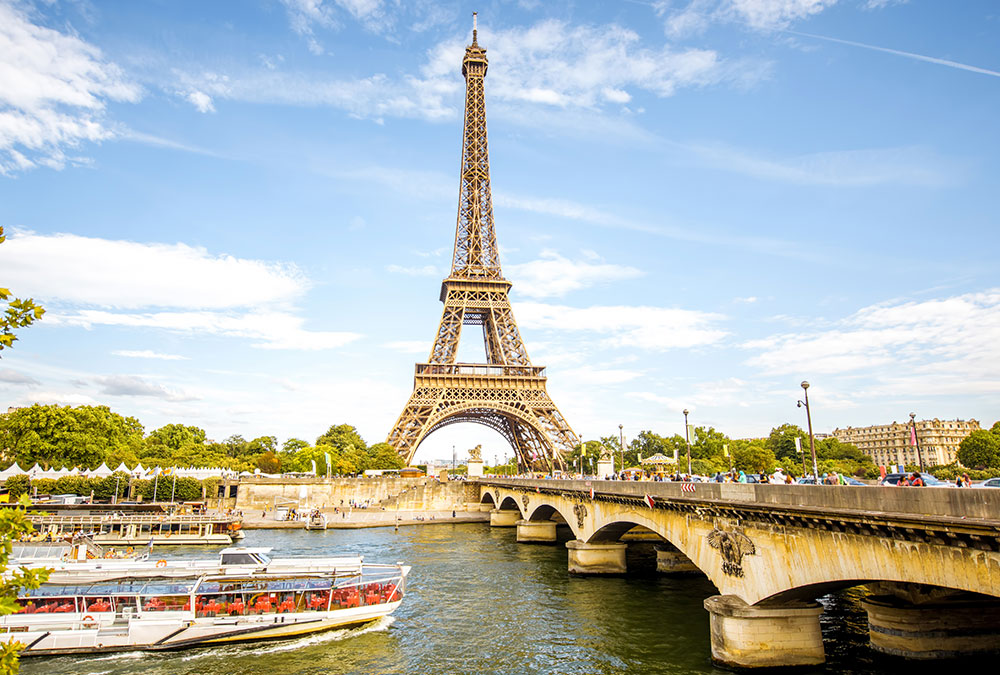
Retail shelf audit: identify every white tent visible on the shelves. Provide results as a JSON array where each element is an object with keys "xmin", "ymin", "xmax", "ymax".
[
  {"xmin": 0, "ymin": 463, "xmax": 27, "ymax": 479},
  {"xmin": 114, "ymin": 462, "xmax": 131, "ymax": 474},
  {"xmin": 88, "ymin": 462, "xmax": 113, "ymax": 478},
  {"xmin": 28, "ymin": 463, "xmax": 43, "ymax": 476}
]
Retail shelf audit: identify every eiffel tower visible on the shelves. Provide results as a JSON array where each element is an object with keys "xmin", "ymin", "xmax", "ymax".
[{"xmin": 387, "ymin": 15, "xmax": 579, "ymax": 471}]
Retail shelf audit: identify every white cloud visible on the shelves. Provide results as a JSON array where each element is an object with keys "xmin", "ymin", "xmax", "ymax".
[
  {"xmin": 94, "ymin": 374, "xmax": 198, "ymax": 402},
  {"xmin": 383, "ymin": 340, "xmax": 429, "ymax": 354},
  {"xmin": 54, "ymin": 309, "xmax": 362, "ymax": 351},
  {"xmin": 0, "ymin": 230, "xmax": 308, "ymax": 309},
  {"xmin": 174, "ymin": 18, "xmax": 740, "ymax": 123},
  {"xmin": 682, "ymin": 141, "xmax": 953, "ymax": 187},
  {"xmin": 0, "ymin": 1, "xmax": 141, "ymax": 174},
  {"xmin": 507, "ymin": 250, "xmax": 642, "ymax": 299},
  {"xmin": 518, "ymin": 301, "xmax": 728, "ymax": 350},
  {"xmin": 112, "ymin": 350, "xmax": 189, "ymax": 361},
  {"xmin": 0, "ymin": 369, "xmax": 40, "ymax": 385},
  {"xmin": 185, "ymin": 90, "xmax": 215, "ymax": 113},
  {"xmin": 0, "ymin": 230, "xmax": 360, "ymax": 351},
  {"xmin": 745, "ymin": 290, "xmax": 1000, "ymax": 395},
  {"xmin": 386, "ymin": 264, "xmax": 439, "ymax": 276},
  {"xmin": 659, "ymin": 0, "xmax": 837, "ymax": 35}
]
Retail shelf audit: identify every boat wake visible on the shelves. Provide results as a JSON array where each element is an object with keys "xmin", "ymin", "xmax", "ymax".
[
  {"xmin": 174, "ymin": 615, "xmax": 397, "ymax": 662},
  {"xmin": 251, "ymin": 615, "xmax": 396, "ymax": 655}
]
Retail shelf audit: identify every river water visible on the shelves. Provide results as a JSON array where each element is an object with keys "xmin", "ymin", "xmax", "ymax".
[{"xmin": 19, "ymin": 524, "xmax": 953, "ymax": 674}]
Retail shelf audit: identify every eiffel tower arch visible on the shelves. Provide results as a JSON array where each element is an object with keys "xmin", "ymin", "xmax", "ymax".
[{"xmin": 387, "ymin": 16, "xmax": 579, "ymax": 471}]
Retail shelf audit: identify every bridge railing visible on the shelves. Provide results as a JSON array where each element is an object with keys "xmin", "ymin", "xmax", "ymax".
[{"xmin": 477, "ymin": 478, "xmax": 1000, "ymax": 523}]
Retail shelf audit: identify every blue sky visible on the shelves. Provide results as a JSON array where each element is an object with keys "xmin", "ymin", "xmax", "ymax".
[{"xmin": 1, "ymin": 0, "xmax": 998, "ymax": 464}]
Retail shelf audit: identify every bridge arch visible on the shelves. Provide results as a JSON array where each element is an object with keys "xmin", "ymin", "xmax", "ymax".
[
  {"xmin": 496, "ymin": 495, "xmax": 522, "ymax": 513},
  {"xmin": 404, "ymin": 401, "xmax": 554, "ymax": 466},
  {"xmin": 479, "ymin": 491, "xmax": 497, "ymax": 507}
]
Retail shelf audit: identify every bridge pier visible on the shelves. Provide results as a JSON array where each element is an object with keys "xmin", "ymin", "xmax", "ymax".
[
  {"xmin": 516, "ymin": 519, "xmax": 557, "ymax": 543},
  {"xmin": 704, "ymin": 595, "xmax": 825, "ymax": 669},
  {"xmin": 489, "ymin": 509, "xmax": 520, "ymax": 527},
  {"xmin": 862, "ymin": 595, "xmax": 1000, "ymax": 659},
  {"xmin": 655, "ymin": 544, "xmax": 700, "ymax": 574},
  {"xmin": 566, "ymin": 540, "xmax": 627, "ymax": 574}
]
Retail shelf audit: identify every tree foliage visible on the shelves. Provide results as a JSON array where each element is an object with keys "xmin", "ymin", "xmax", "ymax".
[
  {"xmin": 0, "ymin": 404, "xmax": 144, "ymax": 469},
  {"xmin": 0, "ymin": 225, "xmax": 45, "ymax": 357},
  {"xmin": 0, "ymin": 503, "xmax": 50, "ymax": 674},
  {"xmin": 957, "ymin": 430, "xmax": 1000, "ymax": 470}
]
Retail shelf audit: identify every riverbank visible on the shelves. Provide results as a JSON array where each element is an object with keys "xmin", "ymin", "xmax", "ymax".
[{"xmin": 238, "ymin": 509, "xmax": 489, "ymax": 530}]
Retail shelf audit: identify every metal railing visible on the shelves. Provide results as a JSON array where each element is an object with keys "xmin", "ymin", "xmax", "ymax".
[{"xmin": 415, "ymin": 363, "xmax": 546, "ymax": 377}]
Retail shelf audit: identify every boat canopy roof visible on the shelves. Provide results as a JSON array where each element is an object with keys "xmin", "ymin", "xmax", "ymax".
[{"xmin": 219, "ymin": 547, "xmax": 272, "ymax": 555}]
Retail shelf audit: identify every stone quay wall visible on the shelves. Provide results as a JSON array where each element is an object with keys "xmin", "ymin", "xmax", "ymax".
[{"xmin": 233, "ymin": 477, "xmax": 481, "ymax": 513}]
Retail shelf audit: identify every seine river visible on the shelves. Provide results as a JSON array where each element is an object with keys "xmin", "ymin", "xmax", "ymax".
[{"xmin": 20, "ymin": 525, "xmax": 948, "ymax": 675}]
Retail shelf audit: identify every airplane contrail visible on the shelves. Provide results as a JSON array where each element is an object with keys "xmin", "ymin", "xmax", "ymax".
[{"xmin": 788, "ymin": 30, "xmax": 1000, "ymax": 79}]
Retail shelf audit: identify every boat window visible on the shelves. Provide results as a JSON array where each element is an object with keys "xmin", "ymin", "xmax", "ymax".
[
  {"xmin": 23, "ymin": 585, "xmax": 89, "ymax": 598},
  {"xmin": 254, "ymin": 552, "xmax": 271, "ymax": 565},
  {"xmin": 85, "ymin": 581, "xmax": 147, "ymax": 595},
  {"xmin": 15, "ymin": 597, "xmax": 77, "ymax": 614},
  {"xmin": 263, "ymin": 578, "xmax": 333, "ymax": 592},
  {"xmin": 221, "ymin": 553, "xmax": 258, "ymax": 565},
  {"xmin": 141, "ymin": 594, "xmax": 188, "ymax": 612},
  {"xmin": 140, "ymin": 581, "xmax": 197, "ymax": 595}
]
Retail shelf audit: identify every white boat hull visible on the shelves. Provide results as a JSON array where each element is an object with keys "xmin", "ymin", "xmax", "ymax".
[{"xmin": 3, "ymin": 602, "xmax": 401, "ymax": 656}]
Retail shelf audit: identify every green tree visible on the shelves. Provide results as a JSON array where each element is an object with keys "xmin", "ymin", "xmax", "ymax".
[
  {"xmin": 691, "ymin": 426, "xmax": 729, "ymax": 460},
  {"xmin": 256, "ymin": 451, "xmax": 281, "ymax": 474},
  {"xmin": 0, "ymin": 404, "xmax": 144, "ymax": 469},
  {"xmin": 366, "ymin": 442, "xmax": 405, "ymax": 471},
  {"xmin": 0, "ymin": 226, "xmax": 45, "ymax": 358},
  {"xmin": 730, "ymin": 439, "xmax": 777, "ymax": 474},
  {"xmin": 315, "ymin": 424, "xmax": 367, "ymax": 451},
  {"xmin": 957, "ymin": 430, "xmax": 1000, "ymax": 469},
  {"xmin": 247, "ymin": 436, "xmax": 277, "ymax": 455},
  {"xmin": 145, "ymin": 424, "xmax": 207, "ymax": 451},
  {"xmin": 767, "ymin": 424, "xmax": 810, "ymax": 464},
  {"xmin": 282, "ymin": 438, "xmax": 309, "ymax": 453},
  {"xmin": 222, "ymin": 435, "xmax": 250, "ymax": 459},
  {"xmin": 1, "ymin": 504, "xmax": 50, "ymax": 674}
]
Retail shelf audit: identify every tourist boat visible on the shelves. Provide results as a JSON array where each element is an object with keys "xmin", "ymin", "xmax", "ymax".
[
  {"xmin": 28, "ymin": 510, "xmax": 242, "ymax": 546},
  {"xmin": 304, "ymin": 511, "xmax": 328, "ymax": 531},
  {"xmin": 0, "ymin": 547, "xmax": 409, "ymax": 656}
]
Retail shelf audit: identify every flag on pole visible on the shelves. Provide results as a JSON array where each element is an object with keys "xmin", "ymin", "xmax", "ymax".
[
  {"xmin": 644, "ymin": 494, "xmax": 655, "ymax": 509},
  {"xmin": 910, "ymin": 425, "xmax": 918, "ymax": 447},
  {"xmin": 794, "ymin": 437, "xmax": 801, "ymax": 453}
]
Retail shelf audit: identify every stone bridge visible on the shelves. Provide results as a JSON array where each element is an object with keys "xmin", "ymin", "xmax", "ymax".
[{"xmin": 475, "ymin": 478, "xmax": 1000, "ymax": 668}]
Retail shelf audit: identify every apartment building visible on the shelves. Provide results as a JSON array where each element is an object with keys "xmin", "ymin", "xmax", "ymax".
[{"xmin": 832, "ymin": 418, "xmax": 980, "ymax": 468}]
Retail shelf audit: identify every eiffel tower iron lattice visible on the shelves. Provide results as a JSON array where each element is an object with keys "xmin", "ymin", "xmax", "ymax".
[{"xmin": 386, "ymin": 16, "xmax": 579, "ymax": 471}]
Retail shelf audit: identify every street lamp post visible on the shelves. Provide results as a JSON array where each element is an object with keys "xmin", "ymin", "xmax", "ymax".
[
  {"xmin": 683, "ymin": 409, "xmax": 692, "ymax": 475},
  {"xmin": 797, "ymin": 382, "xmax": 819, "ymax": 482},
  {"xmin": 618, "ymin": 424, "xmax": 624, "ymax": 476},
  {"xmin": 910, "ymin": 412, "xmax": 925, "ymax": 473}
]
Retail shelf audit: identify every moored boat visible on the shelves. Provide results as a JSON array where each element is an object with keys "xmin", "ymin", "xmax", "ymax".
[
  {"xmin": 304, "ymin": 510, "xmax": 328, "ymax": 531},
  {"xmin": 0, "ymin": 547, "xmax": 409, "ymax": 656}
]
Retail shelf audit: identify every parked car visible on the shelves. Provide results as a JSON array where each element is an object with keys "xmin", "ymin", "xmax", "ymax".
[
  {"xmin": 798, "ymin": 476, "xmax": 866, "ymax": 486},
  {"xmin": 975, "ymin": 477, "xmax": 1000, "ymax": 488},
  {"xmin": 878, "ymin": 472, "xmax": 951, "ymax": 487}
]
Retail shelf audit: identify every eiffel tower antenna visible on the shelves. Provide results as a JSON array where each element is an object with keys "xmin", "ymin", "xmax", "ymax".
[{"xmin": 386, "ymin": 18, "xmax": 579, "ymax": 471}]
